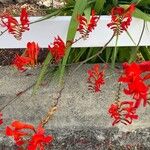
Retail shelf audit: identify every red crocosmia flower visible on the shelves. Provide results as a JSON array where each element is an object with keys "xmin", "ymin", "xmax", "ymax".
[
  {"xmin": 27, "ymin": 124, "xmax": 53, "ymax": 150},
  {"xmin": 119, "ymin": 62, "xmax": 150, "ymax": 108},
  {"xmin": 11, "ymin": 120, "xmax": 35, "ymax": 130},
  {"xmin": 48, "ymin": 36, "xmax": 66, "ymax": 63},
  {"xmin": 108, "ymin": 101, "xmax": 138, "ymax": 126},
  {"xmin": 124, "ymin": 77, "xmax": 148, "ymax": 108},
  {"xmin": 119, "ymin": 62, "xmax": 141, "ymax": 83},
  {"xmin": 0, "ymin": 112, "xmax": 3, "ymax": 125},
  {"xmin": 5, "ymin": 121, "xmax": 35, "ymax": 146},
  {"xmin": 107, "ymin": 3, "xmax": 135, "ymax": 35},
  {"xmin": 0, "ymin": 8, "xmax": 29, "ymax": 40},
  {"xmin": 139, "ymin": 61, "xmax": 150, "ymax": 72},
  {"xmin": 77, "ymin": 10, "xmax": 99, "ymax": 39},
  {"xmin": 12, "ymin": 42, "xmax": 40, "ymax": 71},
  {"xmin": 12, "ymin": 54, "xmax": 32, "ymax": 71},
  {"xmin": 87, "ymin": 64, "xmax": 105, "ymax": 92},
  {"xmin": 25, "ymin": 42, "xmax": 40, "ymax": 66},
  {"xmin": 20, "ymin": 8, "xmax": 29, "ymax": 31}
]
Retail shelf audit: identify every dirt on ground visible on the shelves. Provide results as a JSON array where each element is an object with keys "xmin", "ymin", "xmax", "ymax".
[{"xmin": 0, "ymin": 0, "xmax": 61, "ymax": 16}]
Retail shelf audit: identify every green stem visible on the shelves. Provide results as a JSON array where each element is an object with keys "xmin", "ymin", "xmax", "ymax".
[
  {"xmin": 30, "ymin": 10, "xmax": 61, "ymax": 25},
  {"xmin": 128, "ymin": 21, "xmax": 145, "ymax": 63},
  {"xmin": 111, "ymin": 34, "xmax": 119, "ymax": 68},
  {"xmin": 32, "ymin": 53, "xmax": 52, "ymax": 94},
  {"xmin": 71, "ymin": 33, "xmax": 115, "ymax": 75},
  {"xmin": 126, "ymin": 30, "xmax": 136, "ymax": 46}
]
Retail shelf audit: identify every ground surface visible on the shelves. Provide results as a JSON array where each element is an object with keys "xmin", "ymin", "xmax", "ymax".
[
  {"xmin": 1, "ymin": 127, "xmax": 150, "ymax": 149},
  {"xmin": 0, "ymin": 0, "xmax": 63, "ymax": 15},
  {"xmin": 0, "ymin": 65, "xmax": 150, "ymax": 149}
]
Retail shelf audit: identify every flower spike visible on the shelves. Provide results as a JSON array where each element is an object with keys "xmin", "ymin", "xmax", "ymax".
[
  {"xmin": 107, "ymin": 4, "xmax": 135, "ymax": 35},
  {"xmin": 77, "ymin": 10, "xmax": 99, "ymax": 39},
  {"xmin": 0, "ymin": 8, "xmax": 29, "ymax": 40},
  {"xmin": 87, "ymin": 64, "xmax": 105, "ymax": 92},
  {"xmin": 48, "ymin": 36, "xmax": 66, "ymax": 63}
]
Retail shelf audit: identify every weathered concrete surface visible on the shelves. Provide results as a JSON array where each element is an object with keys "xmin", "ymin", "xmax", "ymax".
[
  {"xmin": 0, "ymin": 65, "xmax": 150, "ymax": 149},
  {"xmin": 1, "ymin": 127, "xmax": 150, "ymax": 149}
]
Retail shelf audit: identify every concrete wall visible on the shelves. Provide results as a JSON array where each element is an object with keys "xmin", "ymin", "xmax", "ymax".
[{"xmin": 0, "ymin": 65, "xmax": 150, "ymax": 149}]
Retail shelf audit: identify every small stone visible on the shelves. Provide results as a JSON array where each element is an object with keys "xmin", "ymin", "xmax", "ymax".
[{"xmin": 37, "ymin": 0, "xmax": 52, "ymax": 7}]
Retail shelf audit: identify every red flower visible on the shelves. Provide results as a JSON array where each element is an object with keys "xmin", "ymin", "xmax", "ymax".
[
  {"xmin": 0, "ymin": 8, "xmax": 29, "ymax": 40},
  {"xmin": 139, "ymin": 61, "xmax": 150, "ymax": 72},
  {"xmin": 48, "ymin": 36, "xmax": 65, "ymax": 63},
  {"xmin": 119, "ymin": 62, "xmax": 141, "ymax": 83},
  {"xmin": 0, "ymin": 112, "xmax": 3, "ymax": 125},
  {"xmin": 5, "ymin": 121, "xmax": 35, "ymax": 146},
  {"xmin": 20, "ymin": 8, "xmax": 30, "ymax": 31},
  {"xmin": 119, "ymin": 62, "xmax": 150, "ymax": 108},
  {"xmin": 77, "ymin": 10, "xmax": 99, "ymax": 39},
  {"xmin": 27, "ymin": 124, "xmax": 53, "ymax": 150},
  {"xmin": 87, "ymin": 64, "xmax": 105, "ymax": 92},
  {"xmin": 108, "ymin": 101, "xmax": 138, "ymax": 126},
  {"xmin": 107, "ymin": 4, "xmax": 135, "ymax": 35},
  {"xmin": 25, "ymin": 42, "xmax": 40, "ymax": 66},
  {"xmin": 12, "ymin": 41, "xmax": 40, "ymax": 71},
  {"xmin": 12, "ymin": 54, "xmax": 32, "ymax": 71},
  {"xmin": 124, "ymin": 77, "xmax": 148, "ymax": 108}
]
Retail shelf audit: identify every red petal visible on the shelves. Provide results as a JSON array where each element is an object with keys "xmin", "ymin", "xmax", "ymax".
[{"xmin": 11, "ymin": 120, "xmax": 35, "ymax": 130}]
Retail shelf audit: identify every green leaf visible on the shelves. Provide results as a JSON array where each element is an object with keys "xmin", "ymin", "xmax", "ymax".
[
  {"xmin": 94, "ymin": 0, "xmax": 105, "ymax": 13},
  {"xmin": 132, "ymin": 0, "xmax": 150, "ymax": 6},
  {"xmin": 133, "ymin": 8, "xmax": 150, "ymax": 22},
  {"xmin": 139, "ymin": 47, "xmax": 150, "ymax": 60},
  {"xmin": 73, "ymin": 48, "xmax": 87, "ymax": 62},
  {"xmin": 33, "ymin": 53, "xmax": 52, "ymax": 94},
  {"xmin": 86, "ymin": 47, "xmax": 93, "ymax": 59},
  {"xmin": 59, "ymin": 0, "xmax": 88, "ymax": 85},
  {"xmin": 118, "ymin": 47, "xmax": 131, "ymax": 62},
  {"xmin": 105, "ymin": 47, "xmax": 112, "ymax": 63},
  {"xmin": 84, "ymin": 7, "xmax": 91, "ymax": 21},
  {"xmin": 111, "ymin": 35, "xmax": 119, "ymax": 68},
  {"xmin": 128, "ymin": 47, "xmax": 137, "ymax": 63},
  {"xmin": 121, "ymin": 5, "xmax": 150, "ymax": 22}
]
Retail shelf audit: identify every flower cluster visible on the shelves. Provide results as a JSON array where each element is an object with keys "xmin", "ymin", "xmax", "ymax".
[
  {"xmin": 87, "ymin": 64, "xmax": 105, "ymax": 92},
  {"xmin": 0, "ymin": 8, "xmax": 29, "ymax": 40},
  {"xmin": 108, "ymin": 101, "xmax": 138, "ymax": 126},
  {"xmin": 107, "ymin": 4, "xmax": 135, "ymax": 35},
  {"xmin": 109, "ymin": 61, "xmax": 150, "ymax": 125},
  {"xmin": 48, "ymin": 36, "xmax": 66, "ymax": 63},
  {"xmin": 27, "ymin": 124, "xmax": 53, "ymax": 150},
  {"xmin": 119, "ymin": 62, "xmax": 150, "ymax": 108},
  {"xmin": 12, "ymin": 35, "xmax": 66, "ymax": 71},
  {"xmin": 77, "ymin": 10, "xmax": 99, "ymax": 39},
  {"xmin": 6, "ymin": 120, "xmax": 53, "ymax": 149},
  {"xmin": 12, "ymin": 42, "xmax": 40, "ymax": 71}
]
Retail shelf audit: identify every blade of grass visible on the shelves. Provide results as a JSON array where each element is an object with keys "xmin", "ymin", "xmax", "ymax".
[
  {"xmin": 111, "ymin": 35, "xmax": 119, "ymax": 68},
  {"xmin": 121, "ymin": 5, "xmax": 150, "ymax": 22},
  {"xmin": 59, "ymin": 0, "xmax": 88, "ymax": 85},
  {"xmin": 139, "ymin": 47, "xmax": 150, "ymax": 60},
  {"xmin": 33, "ymin": 53, "xmax": 52, "ymax": 94},
  {"xmin": 105, "ymin": 47, "xmax": 112, "ymax": 63},
  {"xmin": 94, "ymin": 0, "xmax": 105, "ymax": 13},
  {"xmin": 86, "ymin": 47, "xmax": 93, "ymax": 59},
  {"xmin": 73, "ymin": 48, "xmax": 87, "ymax": 62}
]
